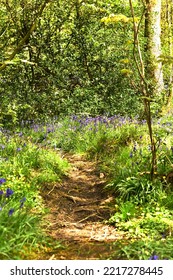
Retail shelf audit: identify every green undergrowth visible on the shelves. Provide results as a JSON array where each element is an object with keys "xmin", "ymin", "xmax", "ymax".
[
  {"xmin": 109, "ymin": 200, "xmax": 173, "ymax": 260},
  {"xmin": 21, "ymin": 113, "xmax": 173, "ymax": 260},
  {"xmin": 1, "ymin": 113, "xmax": 173, "ymax": 259},
  {"xmin": 0, "ymin": 130, "xmax": 69, "ymax": 259}
]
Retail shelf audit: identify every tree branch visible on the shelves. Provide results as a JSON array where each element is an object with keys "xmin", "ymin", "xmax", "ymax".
[{"xmin": 0, "ymin": 0, "xmax": 51, "ymax": 72}]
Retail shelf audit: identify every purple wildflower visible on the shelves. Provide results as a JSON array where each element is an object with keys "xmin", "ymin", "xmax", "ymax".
[
  {"xmin": 149, "ymin": 255, "xmax": 159, "ymax": 260},
  {"xmin": 8, "ymin": 208, "xmax": 15, "ymax": 216},
  {"xmin": 0, "ymin": 178, "xmax": 6, "ymax": 185},
  {"xmin": 0, "ymin": 190, "xmax": 3, "ymax": 195},
  {"xmin": 133, "ymin": 145, "xmax": 137, "ymax": 152},
  {"xmin": 6, "ymin": 188, "xmax": 14, "ymax": 198}
]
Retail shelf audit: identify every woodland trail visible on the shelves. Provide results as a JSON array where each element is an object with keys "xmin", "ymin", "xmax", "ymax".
[{"xmin": 42, "ymin": 154, "xmax": 124, "ymax": 260}]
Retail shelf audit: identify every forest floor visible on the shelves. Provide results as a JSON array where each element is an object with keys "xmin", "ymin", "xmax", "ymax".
[{"xmin": 41, "ymin": 153, "xmax": 125, "ymax": 260}]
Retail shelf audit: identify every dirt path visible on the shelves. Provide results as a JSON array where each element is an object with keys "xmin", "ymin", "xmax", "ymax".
[{"xmin": 42, "ymin": 154, "xmax": 124, "ymax": 259}]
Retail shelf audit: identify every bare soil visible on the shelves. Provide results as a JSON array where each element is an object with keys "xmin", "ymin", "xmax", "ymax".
[{"xmin": 41, "ymin": 153, "xmax": 124, "ymax": 259}]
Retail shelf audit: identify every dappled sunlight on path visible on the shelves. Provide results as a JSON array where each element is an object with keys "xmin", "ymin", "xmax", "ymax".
[{"xmin": 42, "ymin": 154, "xmax": 124, "ymax": 259}]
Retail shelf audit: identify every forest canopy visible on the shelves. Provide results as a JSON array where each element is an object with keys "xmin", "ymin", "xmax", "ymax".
[{"xmin": 0, "ymin": 0, "xmax": 172, "ymax": 125}]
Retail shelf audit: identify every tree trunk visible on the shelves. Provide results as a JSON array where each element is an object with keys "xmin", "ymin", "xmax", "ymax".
[
  {"xmin": 0, "ymin": 0, "xmax": 51, "ymax": 72},
  {"xmin": 129, "ymin": 0, "xmax": 158, "ymax": 179},
  {"xmin": 144, "ymin": 0, "xmax": 164, "ymax": 96},
  {"xmin": 166, "ymin": 0, "xmax": 173, "ymax": 108}
]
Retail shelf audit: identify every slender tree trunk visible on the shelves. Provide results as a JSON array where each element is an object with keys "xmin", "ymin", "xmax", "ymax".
[
  {"xmin": 129, "ymin": 0, "xmax": 157, "ymax": 179},
  {"xmin": 144, "ymin": 0, "xmax": 164, "ymax": 96},
  {"xmin": 166, "ymin": 0, "xmax": 173, "ymax": 108}
]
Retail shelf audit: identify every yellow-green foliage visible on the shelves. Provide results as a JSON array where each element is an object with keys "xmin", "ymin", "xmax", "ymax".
[
  {"xmin": 121, "ymin": 68, "xmax": 133, "ymax": 75},
  {"xmin": 101, "ymin": 14, "xmax": 139, "ymax": 25},
  {"xmin": 101, "ymin": 13, "xmax": 130, "ymax": 24},
  {"xmin": 120, "ymin": 58, "xmax": 130, "ymax": 64}
]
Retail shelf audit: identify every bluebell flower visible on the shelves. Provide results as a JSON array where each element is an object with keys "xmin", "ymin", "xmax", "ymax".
[
  {"xmin": 72, "ymin": 115, "xmax": 78, "ymax": 121},
  {"xmin": 0, "ymin": 178, "xmax": 6, "ymax": 185},
  {"xmin": 17, "ymin": 147, "xmax": 22, "ymax": 151},
  {"xmin": 133, "ymin": 146, "xmax": 137, "ymax": 152},
  {"xmin": 130, "ymin": 152, "xmax": 133, "ymax": 158},
  {"xmin": 0, "ymin": 190, "xmax": 3, "ymax": 195},
  {"xmin": 47, "ymin": 128, "xmax": 51, "ymax": 133},
  {"xmin": 6, "ymin": 188, "xmax": 14, "ymax": 198},
  {"xmin": 149, "ymin": 255, "xmax": 159, "ymax": 260},
  {"xmin": 8, "ymin": 208, "xmax": 15, "ymax": 216}
]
